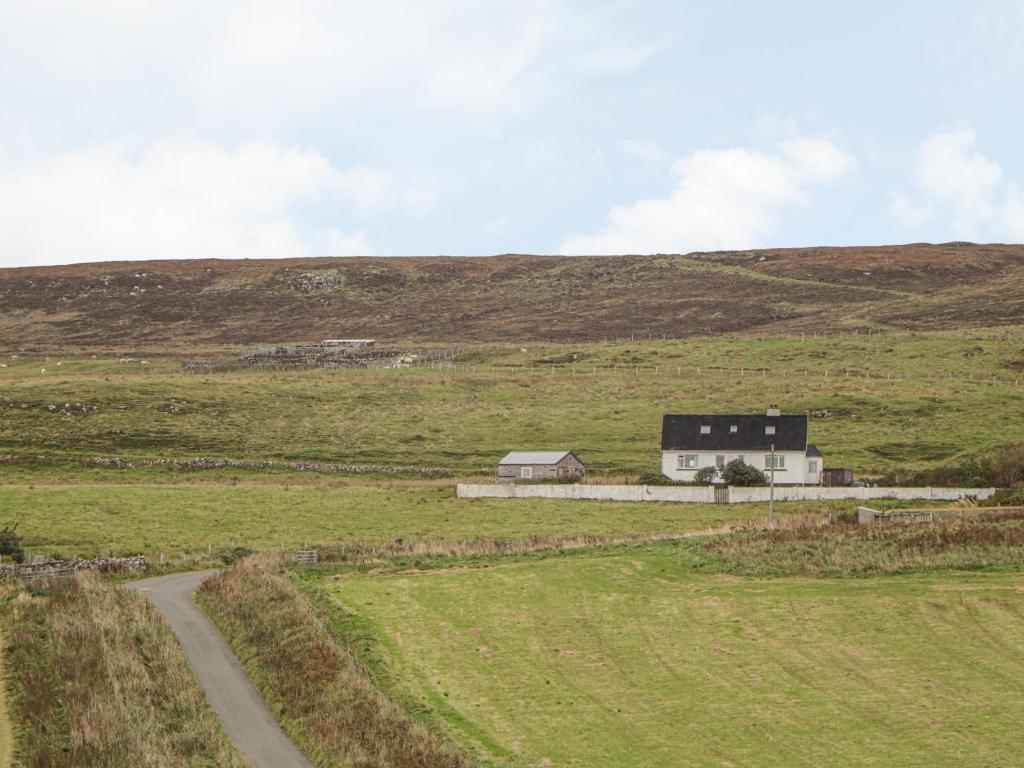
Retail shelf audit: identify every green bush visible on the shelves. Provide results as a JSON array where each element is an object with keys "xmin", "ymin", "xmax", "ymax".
[
  {"xmin": 0, "ymin": 523, "xmax": 25, "ymax": 563},
  {"xmin": 693, "ymin": 466, "xmax": 719, "ymax": 485},
  {"xmin": 636, "ymin": 471, "xmax": 695, "ymax": 486},
  {"xmin": 721, "ymin": 460, "xmax": 767, "ymax": 487}
]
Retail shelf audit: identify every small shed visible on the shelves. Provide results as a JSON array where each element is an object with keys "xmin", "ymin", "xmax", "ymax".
[
  {"xmin": 497, "ymin": 451, "xmax": 585, "ymax": 484},
  {"xmin": 822, "ymin": 468, "xmax": 854, "ymax": 487}
]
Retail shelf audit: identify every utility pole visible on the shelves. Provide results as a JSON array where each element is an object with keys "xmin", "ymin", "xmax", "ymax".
[{"xmin": 769, "ymin": 442, "xmax": 775, "ymax": 523}]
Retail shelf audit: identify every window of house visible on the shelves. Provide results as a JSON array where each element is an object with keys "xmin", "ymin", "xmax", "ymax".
[
  {"xmin": 715, "ymin": 455, "xmax": 726, "ymax": 468},
  {"xmin": 729, "ymin": 425, "xmax": 738, "ymax": 433},
  {"xmin": 678, "ymin": 454, "xmax": 699, "ymax": 469},
  {"xmin": 700, "ymin": 425, "xmax": 711, "ymax": 434},
  {"xmin": 521, "ymin": 466, "xmax": 532, "ymax": 479},
  {"xmin": 736, "ymin": 454, "xmax": 745, "ymax": 465},
  {"xmin": 809, "ymin": 460, "xmax": 819, "ymax": 473},
  {"xmin": 765, "ymin": 425, "xmax": 776, "ymax": 435},
  {"xmin": 764, "ymin": 454, "xmax": 786, "ymax": 469}
]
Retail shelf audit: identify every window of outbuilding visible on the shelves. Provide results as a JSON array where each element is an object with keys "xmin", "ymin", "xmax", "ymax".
[
  {"xmin": 521, "ymin": 467, "xmax": 532, "ymax": 479},
  {"xmin": 700, "ymin": 425, "xmax": 711, "ymax": 434},
  {"xmin": 765, "ymin": 425, "xmax": 776, "ymax": 435},
  {"xmin": 729, "ymin": 425, "xmax": 738, "ymax": 433}
]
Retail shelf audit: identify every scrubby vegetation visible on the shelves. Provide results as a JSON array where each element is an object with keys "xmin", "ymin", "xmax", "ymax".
[
  {"xmin": 699, "ymin": 508, "xmax": 1024, "ymax": 577},
  {"xmin": 197, "ymin": 557, "xmax": 477, "ymax": 768},
  {"xmin": 878, "ymin": 443, "xmax": 1024, "ymax": 488},
  {"xmin": 0, "ymin": 525, "xmax": 24, "ymax": 564},
  {"xmin": 1, "ymin": 572, "xmax": 247, "ymax": 767}
]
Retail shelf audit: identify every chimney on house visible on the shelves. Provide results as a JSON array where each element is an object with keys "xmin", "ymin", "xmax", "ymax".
[{"xmin": 766, "ymin": 405, "xmax": 781, "ymax": 417}]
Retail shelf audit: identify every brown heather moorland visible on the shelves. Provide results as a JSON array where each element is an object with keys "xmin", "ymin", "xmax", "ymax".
[{"xmin": 2, "ymin": 243, "xmax": 1023, "ymax": 352}]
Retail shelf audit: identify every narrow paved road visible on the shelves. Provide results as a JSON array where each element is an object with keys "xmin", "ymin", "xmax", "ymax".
[{"xmin": 127, "ymin": 571, "xmax": 314, "ymax": 768}]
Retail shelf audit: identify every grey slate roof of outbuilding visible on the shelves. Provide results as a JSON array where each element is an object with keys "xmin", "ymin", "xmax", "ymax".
[
  {"xmin": 499, "ymin": 451, "xmax": 575, "ymax": 465},
  {"xmin": 806, "ymin": 443, "xmax": 823, "ymax": 458},
  {"xmin": 661, "ymin": 414, "xmax": 809, "ymax": 452}
]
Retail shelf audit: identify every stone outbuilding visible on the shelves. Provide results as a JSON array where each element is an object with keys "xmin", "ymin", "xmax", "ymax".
[{"xmin": 496, "ymin": 451, "xmax": 586, "ymax": 484}]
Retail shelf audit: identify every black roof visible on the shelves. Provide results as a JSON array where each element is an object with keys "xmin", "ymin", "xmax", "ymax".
[
  {"xmin": 806, "ymin": 443, "xmax": 823, "ymax": 458},
  {"xmin": 661, "ymin": 414, "xmax": 808, "ymax": 452}
]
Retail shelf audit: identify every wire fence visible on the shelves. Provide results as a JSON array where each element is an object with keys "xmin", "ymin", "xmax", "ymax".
[{"xmin": 412, "ymin": 361, "xmax": 1024, "ymax": 389}]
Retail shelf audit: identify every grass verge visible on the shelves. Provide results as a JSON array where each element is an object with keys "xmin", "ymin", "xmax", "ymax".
[
  {"xmin": 196, "ymin": 555, "xmax": 477, "ymax": 768},
  {"xmin": 1, "ymin": 572, "xmax": 248, "ymax": 767},
  {"xmin": 0, "ymin": 629, "xmax": 9, "ymax": 768}
]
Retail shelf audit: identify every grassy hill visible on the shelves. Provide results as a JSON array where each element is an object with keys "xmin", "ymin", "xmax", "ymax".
[
  {"xmin": 2, "ymin": 243, "xmax": 1023, "ymax": 351},
  {"xmin": 2, "ymin": 335, "xmax": 1022, "ymax": 476}
]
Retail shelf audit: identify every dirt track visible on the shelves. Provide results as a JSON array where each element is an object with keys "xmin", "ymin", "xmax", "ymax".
[{"xmin": 127, "ymin": 571, "xmax": 313, "ymax": 768}]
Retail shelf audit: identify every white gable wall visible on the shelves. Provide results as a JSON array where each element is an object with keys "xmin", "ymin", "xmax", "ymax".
[{"xmin": 661, "ymin": 450, "xmax": 817, "ymax": 485}]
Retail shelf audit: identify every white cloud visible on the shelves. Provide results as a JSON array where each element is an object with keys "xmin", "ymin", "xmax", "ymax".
[
  {"xmin": 622, "ymin": 139, "xmax": 669, "ymax": 164},
  {"xmin": 560, "ymin": 134, "xmax": 855, "ymax": 255},
  {"xmin": 1004, "ymin": 185, "xmax": 1024, "ymax": 240},
  {"xmin": 890, "ymin": 192, "xmax": 931, "ymax": 228},
  {"xmin": 0, "ymin": 1, "xmax": 664, "ymax": 131},
  {"xmin": 0, "ymin": 139, "xmax": 435, "ymax": 266},
  {"xmin": 891, "ymin": 126, "xmax": 1024, "ymax": 240}
]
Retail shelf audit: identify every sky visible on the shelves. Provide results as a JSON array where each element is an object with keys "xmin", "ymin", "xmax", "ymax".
[{"xmin": 1, "ymin": 0, "xmax": 1023, "ymax": 267}]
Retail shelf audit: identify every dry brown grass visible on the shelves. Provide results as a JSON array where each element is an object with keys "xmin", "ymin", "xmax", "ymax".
[
  {"xmin": 700, "ymin": 508, "xmax": 1024, "ymax": 576},
  {"xmin": 197, "ymin": 557, "xmax": 477, "ymax": 768},
  {"xmin": 0, "ymin": 628, "xmax": 11, "ymax": 768},
  {"xmin": 312, "ymin": 531, "xmax": 706, "ymax": 568},
  {"xmin": 1, "ymin": 572, "xmax": 248, "ymax": 767}
]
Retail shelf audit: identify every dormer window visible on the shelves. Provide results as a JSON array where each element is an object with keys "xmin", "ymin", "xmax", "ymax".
[
  {"xmin": 729, "ymin": 425, "xmax": 738, "ymax": 433},
  {"xmin": 700, "ymin": 425, "xmax": 711, "ymax": 434},
  {"xmin": 765, "ymin": 425, "xmax": 776, "ymax": 435}
]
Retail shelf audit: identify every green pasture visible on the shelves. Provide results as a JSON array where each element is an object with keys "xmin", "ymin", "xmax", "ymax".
[
  {"xmin": 2, "ymin": 333, "xmax": 1023, "ymax": 477},
  {"xmin": 0, "ymin": 481, "xmax": 846, "ymax": 559},
  {"xmin": 328, "ymin": 544, "xmax": 1024, "ymax": 767}
]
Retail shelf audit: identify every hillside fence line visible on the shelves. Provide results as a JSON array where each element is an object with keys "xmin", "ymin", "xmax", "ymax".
[
  {"xmin": 410, "ymin": 359, "xmax": 1024, "ymax": 389},
  {"xmin": 455, "ymin": 483, "xmax": 996, "ymax": 505}
]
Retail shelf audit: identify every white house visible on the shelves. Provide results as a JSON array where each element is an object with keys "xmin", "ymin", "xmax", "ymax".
[{"xmin": 660, "ymin": 406, "xmax": 823, "ymax": 485}]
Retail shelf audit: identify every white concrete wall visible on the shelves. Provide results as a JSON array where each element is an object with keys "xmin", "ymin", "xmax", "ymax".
[
  {"xmin": 661, "ymin": 450, "xmax": 812, "ymax": 484},
  {"xmin": 456, "ymin": 483, "xmax": 995, "ymax": 504},
  {"xmin": 728, "ymin": 486, "xmax": 996, "ymax": 503}
]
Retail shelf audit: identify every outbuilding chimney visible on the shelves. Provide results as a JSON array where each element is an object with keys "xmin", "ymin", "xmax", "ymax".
[{"xmin": 766, "ymin": 405, "xmax": 781, "ymax": 417}]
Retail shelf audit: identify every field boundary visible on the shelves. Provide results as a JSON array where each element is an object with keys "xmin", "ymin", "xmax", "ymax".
[{"xmin": 456, "ymin": 483, "xmax": 996, "ymax": 504}]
